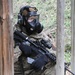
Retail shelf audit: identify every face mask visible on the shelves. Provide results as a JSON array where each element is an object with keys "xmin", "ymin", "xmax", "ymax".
[
  {"xmin": 18, "ymin": 11, "xmax": 43, "ymax": 35},
  {"xmin": 28, "ymin": 19, "xmax": 38, "ymax": 30},
  {"xmin": 24, "ymin": 18, "xmax": 40, "ymax": 34}
]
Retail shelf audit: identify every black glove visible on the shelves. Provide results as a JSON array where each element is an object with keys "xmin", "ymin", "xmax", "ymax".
[
  {"xmin": 19, "ymin": 43, "xmax": 32, "ymax": 57},
  {"xmin": 31, "ymin": 54, "xmax": 48, "ymax": 71}
]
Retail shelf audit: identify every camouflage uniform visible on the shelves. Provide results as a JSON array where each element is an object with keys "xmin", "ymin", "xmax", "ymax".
[
  {"xmin": 14, "ymin": 24, "xmax": 56, "ymax": 75},
  {"xmin": 14, "ymin": 5, "xmax": 56, "ymax": 74}
]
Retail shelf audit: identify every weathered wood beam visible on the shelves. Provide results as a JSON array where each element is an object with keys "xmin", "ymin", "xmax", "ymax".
[
  {"xmin": 0, "ymin": 1, "xmax": 4, "ymax": 75},
  {"xmin": 56, "ymin": 0, "xmax": 65, "ymax": 75},
  {"xmin": 71, "ymin": 0, "xmax": 75, "ymax": 74},
  {"xmin": 0, "ymin": 0, "xmax": 14, "ymax": 75}
]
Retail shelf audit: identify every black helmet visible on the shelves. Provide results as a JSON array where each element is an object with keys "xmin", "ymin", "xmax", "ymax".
[{"xmin": 17, "ymin": 6, "xmax": 43, "ymax": 35}]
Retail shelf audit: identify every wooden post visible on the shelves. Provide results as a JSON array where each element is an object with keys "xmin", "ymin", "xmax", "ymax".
[
  {"xmin": 56, "ymin": 0, "xmax": 65, "ymax": 75},
  {"xmin": 71, "ymin": 0, "xmax": 75, "ymax": 74},
  {"xmin": 0, "ymin": 13, "xmax": 3, "ymax": 75},
  {"xmin": 0, "ymin": 1, "xmax": 3, "ymax": 75},
  {"xmin": 0, "ymin": 0, "xmax": 14, "ymax": 75}
]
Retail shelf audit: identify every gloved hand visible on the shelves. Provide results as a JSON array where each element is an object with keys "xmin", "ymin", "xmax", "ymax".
[
  {"xmin": 19, "ymin": 43, "xmax": 32, "ymax": 57},
  {"xmin": 31, "ymin": 54, "xmax": 48, "ymax": 71}
]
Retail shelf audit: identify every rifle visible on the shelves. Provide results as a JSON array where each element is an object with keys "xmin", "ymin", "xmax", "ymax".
[{"xmin": 14, "ymin": 30, "xmax": 75, "ymax": 75}]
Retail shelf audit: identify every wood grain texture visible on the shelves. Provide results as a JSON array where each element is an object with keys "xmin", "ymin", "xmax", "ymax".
[
  {"xmin": 56, "ymin": 0, "xmax": 65, "ymax": 75},
  {"xmin": 0, "ymin": 0, "xmax": 14, "ymax": 75},
  {"xmin": 71, "ymin": 0, "xmax": 75, "ymax": 74}
]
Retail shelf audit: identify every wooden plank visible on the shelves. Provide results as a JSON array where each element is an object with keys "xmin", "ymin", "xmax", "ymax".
[
  {"xmin": 56, "ymin": 0, "xmax": 65, "ymax": 75},
  {"xmin": 0, "ymin": 26, "xmax": 3, "ymax": 75},
  {"xmin": 71, "ymin": 0, "xmax": 75, "ymax": 74},
  {"xmin": 0, "ymin": 0, "xmax": 3, "ymax": 75},
  {"xmin": 0, "ymin": 0, "xmax": 14, "ymax": 75}
]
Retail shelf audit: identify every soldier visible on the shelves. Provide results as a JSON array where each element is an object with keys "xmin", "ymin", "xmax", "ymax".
[{"xmin": 14, "ymin": 6, "xmax": 56, "ymax": 75}]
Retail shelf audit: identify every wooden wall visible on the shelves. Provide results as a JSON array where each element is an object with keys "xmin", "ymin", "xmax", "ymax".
[{"xmin": 0, "ymin": 0, "xmax": 14, "ymax": 75}]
